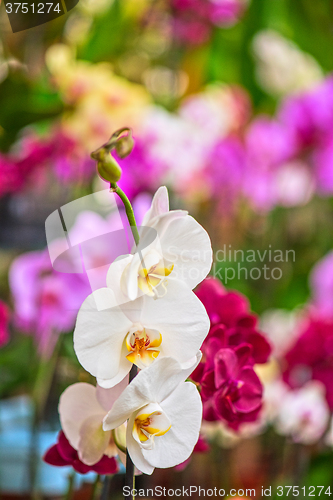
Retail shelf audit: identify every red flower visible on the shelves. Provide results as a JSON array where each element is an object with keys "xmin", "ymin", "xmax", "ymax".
[
  {"xmin": 283, "ymin": 318, "xmax": 333, "ymax": 409},
  {"xmin": 195, "ymin": 278, "xmax": 271, "ymax": 365},
  {"xmin": 200, "ymin": 346, "xmax": 263, "ymax": 429},
  {"xmin": 43, "ymin": 431, "xmax": 119, "ymax": 475},
  {"xmin": 192, "ymin": 278, "xmax": 270, "ymax": 429}
]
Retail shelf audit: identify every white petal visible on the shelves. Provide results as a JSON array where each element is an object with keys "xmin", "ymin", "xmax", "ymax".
[
  {"xmin": 103, "ymin": 357, "xmax": 194, "ymax": 431},
  {"xmin": 141, "ymin": 280, "xmax": 209, "ymax": 363},
  {"xmin": 78, "ymin": 414, "xmax": 111, "ymax": 465},
  {"xmin": 96, "ymin": 374, "xmax": 129, "ymax": 411},
  {"xmin": 126, "ymin": 412, "xmax": 155, "ymax": 475},
  {"xmin": 74, "ymin": 288, "xmax": 132, "ymax": 380},
  {"xmin": 106, "ymin": 254, "xmax": 133, "ymax": 306},
  {"xmin": 180, "ymin": 351, "xmax": 202, "ymax": 379},
  {"xmin": 96, "ymin": 343, "xmax": 132, "ymax": 389},
  {"xmin": 143, "ymin": 210, "xmax": 186, "ymax": 240},
  {"xmin": 160, "ymin": 215, "xmax": 213, "ymax": 289},
  {"xmin": 59, "ymin": 383, "xmax": 105, "ymax": 450},
  {"xmin": 141, "ymin": 186, "xmax": 169, "ymax": 227},
  {"xmin": 143, "ymin": 381, "xmax": 202, "ymax": 469}
]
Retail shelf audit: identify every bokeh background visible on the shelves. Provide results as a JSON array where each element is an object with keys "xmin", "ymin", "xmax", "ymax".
[{"xmin": 1, "ymin": 0, "xmax": 333, "ymax": 497}]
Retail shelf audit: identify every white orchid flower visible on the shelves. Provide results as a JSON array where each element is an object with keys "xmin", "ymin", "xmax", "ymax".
[
  {"xmin": 58, "ymin": 378, "xmax": 128, "ymax": 466},
  {"xmin": 103, "ymin": 356, "xmax": 202, "ymax": 475},
  {"xmin": 107, "ymin": 186, "xmax": 213, "ymax": 302},
  {"xmin": 274, "ymin": 381, "xmax": 330, "ymax": 445},
  {"xmin": 74, "ymin": 277, "xmax": 208, "ymax": 388}
]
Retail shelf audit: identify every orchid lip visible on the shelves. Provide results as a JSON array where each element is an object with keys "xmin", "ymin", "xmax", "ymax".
[
  {"xmin": 132, "ymin": 403, "xmax": 171, "ymax": 450},
  {"xmin": 125, "ymin": 326, "xmax": 162, "ymax": 370},
  {"xmin": 137, "ymin": 255, "xmax": 174, "ymax": 299}
]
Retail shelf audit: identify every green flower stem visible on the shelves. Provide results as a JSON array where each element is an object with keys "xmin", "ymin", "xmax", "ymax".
[
  {"xmin": 110, "ymin": 182, "xmax": 138, "ymax": 500},
  {"xmin": 64, "ymin": 471, "xmax": 75, "ymax": 500},
  {"xmin": 90, "ymin": 474, "xmax": 101, "ymax": 500},
  {"xmin": 110, "ymin": 183, "xmax": 140, "ymax": 246}
]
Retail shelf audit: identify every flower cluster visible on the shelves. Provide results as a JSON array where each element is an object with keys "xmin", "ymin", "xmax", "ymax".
[
  {"xmin": 9, "ymin": 247, "xmax": 91, "ymax": 357},
  {"xmin": 265, "ymin": 380, "xmax": 330, "ymax": 445},
  {"xmin": 283, "ymin": 317, "xmax": 333, "ymax": 410},
  {"xmin": 45, "ymin": 185, "xmax": 213, "ymax": 474},
  {"xmin": 170, "ymin": 0, "xmax": 248, "ymax": 45},
  {"xmin": 3, "ymin": 44, "xmax": 333, "ymax": 218},
  {"xmin": 0, "ymin": 128, "xmax": 96, "ymax": 202},
  {"xmin": 191, "ymin": 278, "xmax": 271, "ymax": 430}
]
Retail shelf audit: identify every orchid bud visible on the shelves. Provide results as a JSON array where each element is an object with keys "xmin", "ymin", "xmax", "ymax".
[
  {"xmin": 115, "ymin": 133, "xmax": 134, "ymax": 159},
  {"xmin": 92, "ymin": 149, "xmax": 122, "ymax": 183}
]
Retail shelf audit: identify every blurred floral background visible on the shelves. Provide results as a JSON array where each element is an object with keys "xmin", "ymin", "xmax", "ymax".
[{"xmin": 1, "ymin": 0, "xmax": 333, "ymax": 498}]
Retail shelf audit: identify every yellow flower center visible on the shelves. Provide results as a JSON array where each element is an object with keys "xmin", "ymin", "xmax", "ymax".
[
  {"xmin": 137, "ymin": 263, "xmax": 174, "ymax": 298},
  {"xmin": 125, "ymin": 327, "xmax": 162, "ymax": 369},
  {"xmin": 132, "ymin": 403, "xmax": 171, "ymax": 449}
]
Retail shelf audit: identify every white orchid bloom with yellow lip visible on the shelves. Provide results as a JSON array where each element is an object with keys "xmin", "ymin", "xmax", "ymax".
[
  {"xmin": 73, "ymin": 280, "xmax": 209, "ymax": 388},
  {"xmin": 58, "ymin": 379, "xmax": 128, "ymax": 466},
  {"xmin": 107, "ymin": 186, "xmax": 213, "ymax": 302},
  {"xmin": 103, "ymin": 356, "xmax": 203, "ymax": 475}
]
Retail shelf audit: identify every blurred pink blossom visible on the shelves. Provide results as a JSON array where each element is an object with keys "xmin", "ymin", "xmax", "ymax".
[
  {"xmin": 171, "ymin": 0, "xmax": 248, "ymax": 45},
  {"xmin": 243, "ymin": 116, "xmax": 296, "ymax": 211},
  {"xmin": 283, "ymin": 317, "xmax": 333, "ymax": 410},
  {"xmin": 0, "ymin": 130, "xmax": 95, "ymax": 200},
  {"xmin": 310, "ymin": 251, "xmax": 333, "ymax": 319},
  {"xmin": 9, "ymin": 250, "xmax": 91, "ymax": 357},
  {"xmin": 274, "ymin": 381, "xmax": 330, "ymax": 445},
  {"xmin": 0, "ymin": 300, "xmax": 10, "ymax": 347}
]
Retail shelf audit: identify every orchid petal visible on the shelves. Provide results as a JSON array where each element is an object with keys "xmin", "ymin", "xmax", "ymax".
[
  {"xmin": 92, "ymin": 455, "xmax": 118, "ymax": 475},
  {"xmin": 180, "ymin": 351, "xmax": 202, "ymax": 379},
  {"xmin": 143, "ymin": 381, "xmax": 202, "ymax": 469},
  {"xmin": 96, "ymin": 342, "xmax": 132, "ymax": 389},
  {"xmin": 160, "ymin": 215, "xmax": 212, "ymax": 290},
  {"xmin": 103, "ymin": 357, "xmax": 195, "ymax": 431},
  {"xmin": 141, "ymin": 186, "xmax": 169, "ymax": 226},
  {"xmin": 74, "ymin": 288, "xmax": 132, "ymax": 381},
  {"xmin": 106, "ymin": 254, "xmax": 133, "ymax": 305},
  {"xmin": 214, "ymin": 348, "xmax": 239, "ymax": 388},
  {"xmin": 141, "ymin": 280, "xmax": 209, "ymax": 363},
  {"xmin": 96, "ymin": 375, "xmax": 129, "ymax": 412},
  {"xmin": 78, "ymin": 414, "xmax": 111, "ymax": 466},
  {"xmin": 59, "ymin": 383, "xmax": 105, "ymax": 451},
  {"xmin": 127, "ymin": 412, "xmax": 155, "ymax": 475},
  {"xmin": 44, "ymin": 444, "xmax": 70, "ymax": 467}
]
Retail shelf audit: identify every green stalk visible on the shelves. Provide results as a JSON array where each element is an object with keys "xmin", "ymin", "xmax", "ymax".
[
  {"xmin": 90, "ymin": 474, "xmax": 101, "ymax": 500},
  {"xmin": 110, "ymin": 182, "xmax": 139, "ymax": 500},
  {"xmin": 110, "ymin": 183, "xmax": 140, "ymax": 246},
  {"xmin": 64, "ymin": 472, "xmax": 75, "ymax": 500}
]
